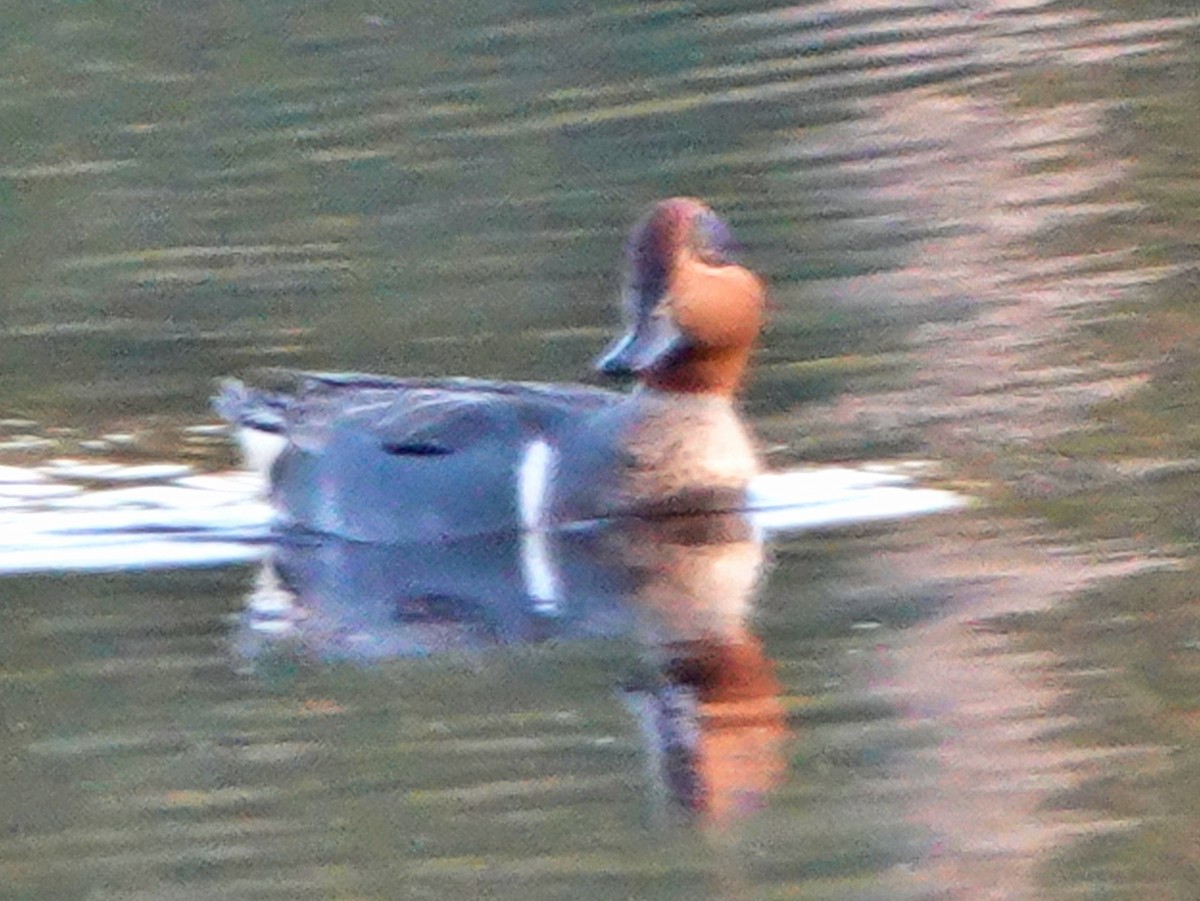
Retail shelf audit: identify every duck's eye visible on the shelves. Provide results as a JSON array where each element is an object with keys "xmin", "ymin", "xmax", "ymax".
[{"xmin": 692, "ymin": 210, "xmax": 742, "ymax": 266}]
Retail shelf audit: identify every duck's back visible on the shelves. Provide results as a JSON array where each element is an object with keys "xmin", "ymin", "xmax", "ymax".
[{"xmin": 217, "ymin": 373, "xmax": 620, "ymax": 543}]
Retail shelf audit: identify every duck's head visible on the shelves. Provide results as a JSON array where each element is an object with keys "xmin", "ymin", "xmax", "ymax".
[{"xmin": 596, "ymin": 198, "xmax": 766, "ymax": 395}]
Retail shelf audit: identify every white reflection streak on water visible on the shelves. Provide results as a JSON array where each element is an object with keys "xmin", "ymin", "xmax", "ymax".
[
  {"xmin": 0, "ymin": 460, "xmax": 961, "ymax": 575},
  {"xmin": 786, "ymin": 2, "xmax": 1196, "ymax": 897}
]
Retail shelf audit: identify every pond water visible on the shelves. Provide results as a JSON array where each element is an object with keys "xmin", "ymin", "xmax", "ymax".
[{"xmin": 2, "ymin": 1, "xmax": 1199, "ymax": 898}]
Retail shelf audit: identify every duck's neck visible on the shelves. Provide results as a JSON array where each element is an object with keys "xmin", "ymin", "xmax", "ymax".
[
  {"xmin": 631, "ymin": 384, "xmax": 739, "ymax": 408},
  {"xmin": 639, "ymin": 348, "xmax": 750, "ymax": 397}
]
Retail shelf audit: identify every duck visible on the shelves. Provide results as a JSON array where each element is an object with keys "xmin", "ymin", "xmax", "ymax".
[{"xmin": 215, "ymin": 197, "xmax": 767, "ymax": 543}]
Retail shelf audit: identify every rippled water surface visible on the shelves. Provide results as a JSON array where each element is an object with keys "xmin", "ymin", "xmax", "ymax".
[{"xmin": 2, "ymin": 1, "xmax": 1199, "ymax": 898}]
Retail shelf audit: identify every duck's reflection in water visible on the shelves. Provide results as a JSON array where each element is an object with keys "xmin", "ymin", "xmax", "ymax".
[{"xmin": 237, "ymin": 512, "xmax": 786, "ymax": 827}]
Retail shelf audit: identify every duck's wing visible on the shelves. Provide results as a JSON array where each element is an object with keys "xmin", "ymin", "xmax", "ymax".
[
  {"xmin": 214, "ymin": 371, "xmax": 619, "ymax": 456},
  {"xmin": 214, "ymin": 372, "xmax": 623, "ymax": 542}
]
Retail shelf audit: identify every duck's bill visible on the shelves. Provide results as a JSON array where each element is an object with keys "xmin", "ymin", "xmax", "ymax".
[{"xmin": 594, "ymin": 313, "xmax": 685, "ymax": 378}]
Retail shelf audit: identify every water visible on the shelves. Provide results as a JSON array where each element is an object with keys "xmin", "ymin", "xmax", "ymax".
[{"xmin": 2, "ymin": 1, "xmax": 1199, "ymax": 898}]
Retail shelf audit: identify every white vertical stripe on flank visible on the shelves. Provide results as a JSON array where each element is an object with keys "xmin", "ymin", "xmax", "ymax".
[
  {"xmin": 517, "ymin": 439, "xmax": 554, "ymax": 530},
  {"xmin": 517, "ymin": 439, "xmax": 559, "ymax": 609}
]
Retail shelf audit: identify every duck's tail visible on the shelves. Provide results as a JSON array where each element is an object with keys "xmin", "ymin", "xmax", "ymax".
[{"xmin": 212, "ymin": 378, "xmax": 290, "ymax": 478}]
